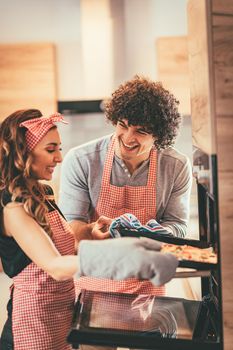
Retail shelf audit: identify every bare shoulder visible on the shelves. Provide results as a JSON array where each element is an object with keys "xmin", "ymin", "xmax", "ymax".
[
  {"xmin": 4, "ymin": 202, "xmax": 24, "ymax": 209},
  {"xmin": 3, "ymin": 202, "xmax": 25, "ymax": 237},
  {"xmin": 4, "ymin": 202, "xmax": 29, "ymax": 221}
]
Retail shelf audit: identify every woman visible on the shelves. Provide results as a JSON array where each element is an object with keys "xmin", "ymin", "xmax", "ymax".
[{"xmin": 0, "ymin": 109, "xmax": 178, "ymax": 350}]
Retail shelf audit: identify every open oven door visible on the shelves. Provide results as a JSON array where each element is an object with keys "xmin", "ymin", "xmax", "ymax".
[{"xmin": 67, "ymin": 289, "xmax": 221, "ymax": 350}]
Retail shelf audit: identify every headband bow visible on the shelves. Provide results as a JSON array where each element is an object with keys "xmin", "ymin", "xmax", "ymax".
[{"xmin": 20, "ymin": 113, "xmax": 68, "ymax": 151}]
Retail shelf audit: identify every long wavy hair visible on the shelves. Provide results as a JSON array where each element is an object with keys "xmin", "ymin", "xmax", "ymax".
[
  {"xmin": 105, "ymin": 75, "xmax": 181, "ymax": 150},
  {"xmin": 0, "ymin": 109, "xmax": 52, "ymax": 236}
]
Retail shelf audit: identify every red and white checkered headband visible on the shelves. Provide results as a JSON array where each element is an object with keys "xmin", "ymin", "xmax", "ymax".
[{"xmin": 19, "ymin": 113, "xmax": 68, "ymax": 151}]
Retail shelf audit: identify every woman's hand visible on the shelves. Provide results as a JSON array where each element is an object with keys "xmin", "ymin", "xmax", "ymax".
[
  {"xmin": 91, "ymin": 216, "xmax": 113, "ymax": 240},
  {"xmin": 77, "ymin": 237, "xmax": 178, "ymax": 286}
]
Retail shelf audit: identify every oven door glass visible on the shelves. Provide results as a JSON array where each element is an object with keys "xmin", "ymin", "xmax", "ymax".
[
  {"xmin": 67, "ymin": 289, "xmax": 223, "ymax": 350},
  {"xmin": 83, "ymin": 291, "xmax": 200, "ymax": 339}
]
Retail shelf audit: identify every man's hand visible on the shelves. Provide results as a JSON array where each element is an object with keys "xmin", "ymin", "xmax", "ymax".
[{"xmin": 91, "ymin": 216, "xmax": 113, "ymax": 240}]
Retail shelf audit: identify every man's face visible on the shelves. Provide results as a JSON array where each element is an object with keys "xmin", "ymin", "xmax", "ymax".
[{"xmin": 115, "ymin": 119, "xmax": 155, "ymax": 162}]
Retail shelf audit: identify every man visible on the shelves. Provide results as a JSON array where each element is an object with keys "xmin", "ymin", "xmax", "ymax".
[{"xmin": 59, "ymin": 75, "xmax": 192, "ymax": 295}]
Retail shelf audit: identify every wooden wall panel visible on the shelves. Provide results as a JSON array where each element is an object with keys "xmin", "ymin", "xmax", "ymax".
[
  {"xmin": 215, "ymin": 116, "xmax": 233, "ymax": 172},
  {"xmin": 213, "ymin": 9, "xmax": 233, "ymax": 350},
  {"xmin": 0, "ymin": 43, "xmax": 57, "ymax": 121},
  {"xmin": 156, "ymin": 36, "xmax": 190, "ymax": 116},
  {"xmin": 212, "ymin": 0, "xmax": 233, "ymax": 15},
  {"xmin": 213, "ymin": 15, "xmax": 233, "ymax": 117},
  {"xmin": 187, "ymin": 0, "xmax": 216, "ymax": 155}
]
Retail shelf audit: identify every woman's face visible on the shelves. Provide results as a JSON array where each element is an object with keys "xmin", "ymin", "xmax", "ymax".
[
  {"xmin": 30, "ymin": 127, "xmax": 62, "ymax": 181},
  {"xmin": 115, "ymin": 119, "xmax": 155, "ymax": 163}
]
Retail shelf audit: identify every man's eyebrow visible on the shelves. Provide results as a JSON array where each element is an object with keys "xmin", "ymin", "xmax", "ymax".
[
  {"xmin": 119, "ymin": 120, "xmax": 127, "ymax": 125},
  {"xmin": 137, "ymin": 127, "xmax": 149, "ymax": 132}
]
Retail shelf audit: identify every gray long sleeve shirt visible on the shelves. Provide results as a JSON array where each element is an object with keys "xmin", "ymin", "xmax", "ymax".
[{"xmin": 59, "ymin": 134, "xmax": 192, "ymax": 237}]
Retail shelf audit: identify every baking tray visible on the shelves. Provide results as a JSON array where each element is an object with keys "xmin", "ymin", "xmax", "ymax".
[
  {"xmin": 120, "ymin": 228, "xmax": 217, "ymax": 270},
  {"xmin": 120, "ymin": 228, "xmax": 208, "ymax": 247},
  {"xmin": 177, "ymin": 260, "xmax": 216, "ymax": 270}
]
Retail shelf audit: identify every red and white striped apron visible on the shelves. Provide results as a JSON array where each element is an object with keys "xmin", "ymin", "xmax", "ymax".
[
  {"xmin": 11, "ymin": 210, "xmax": 76, "ymax": 350},
  {"xmin": 76, "ymin": 135, "xmax": 165, "ymax": 296}
]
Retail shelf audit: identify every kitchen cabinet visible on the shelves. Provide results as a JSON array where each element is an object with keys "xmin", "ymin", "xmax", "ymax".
[
  {"xmin": 0, "ymin": 43, "xmax": 57, "ymax": 121},
  {"xmin": 156, "ymin": 36, "xmax": 190, "ymax": 116}
]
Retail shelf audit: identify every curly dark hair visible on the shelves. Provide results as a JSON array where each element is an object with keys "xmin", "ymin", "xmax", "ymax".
[{"xmin": 105, "ymin": 75, "xmax": 181, "ymax": 149}]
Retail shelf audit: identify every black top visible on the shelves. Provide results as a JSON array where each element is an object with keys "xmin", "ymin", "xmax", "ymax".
[{"xmin": 0, "ymin": 185, "xmax": 64, "ymax": 278}]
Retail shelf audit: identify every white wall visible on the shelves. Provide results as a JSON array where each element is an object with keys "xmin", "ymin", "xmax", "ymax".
[
  {"xmin": 0, "ymin": 0, "xmax": 83, "ymax": 100},
  {"xmin": 80, "ymin": 0, "xmax": 114, "ymax": 99},
  {"xmin": 0, "ymin": 0, "xmax": 188, "ymax": 100},
  {"xmin": 123, "ymin": 0, "xmax": 188, "ymax": 80}
]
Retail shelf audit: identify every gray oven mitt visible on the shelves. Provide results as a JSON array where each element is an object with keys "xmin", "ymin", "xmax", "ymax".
[{"xmin": 77, "ymin": 237, "xmax": 178, "ymax": 286}]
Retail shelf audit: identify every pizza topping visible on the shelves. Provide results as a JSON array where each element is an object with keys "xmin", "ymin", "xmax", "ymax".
[{"xmin": 161, "ymin": 244, "xmax": 217, "ymax": 264}]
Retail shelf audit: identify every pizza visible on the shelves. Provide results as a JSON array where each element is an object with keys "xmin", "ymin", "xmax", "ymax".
[{"xmin": 161, "ymin": 243, "xmax": 217, "ymax": 264}]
